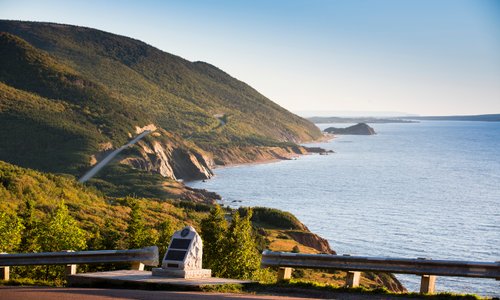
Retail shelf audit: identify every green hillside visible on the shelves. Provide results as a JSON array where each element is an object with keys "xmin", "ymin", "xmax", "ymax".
[
  {"xmin": 0, "ymin": 20, "xmax": 320, "ymax": 198},
  {"xmin": 0, "ymin": 161, "xmax": 404, "ymax": 292},
  {"xmin": 0, "ymin": 160, "xmax": 211, "ymax": 245},
  {"xmin": 0, "ymin": 20, "xmax": 320, "ymax": 146}
]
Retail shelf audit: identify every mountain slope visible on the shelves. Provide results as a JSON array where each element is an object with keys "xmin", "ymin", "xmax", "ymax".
[
  {"xmin": 0, "ymin": 20, "xmax": 320, "ymax": 143},
  {"xmin": 0, "ymin": 20, "xmax": 321, "ymax": 198}
]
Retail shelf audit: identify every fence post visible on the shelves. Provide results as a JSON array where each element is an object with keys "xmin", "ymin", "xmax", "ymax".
[
  {"xmin": 63, "ymin": 250, "xmax": 77, "ymax": 276},
  {"xmin": 131, "ymin": 262, "xmax": 145, "ymax": 271},
  {"xmin": 417, "ymin": 257, "xmax": 436, "ymax": 294},
  {"xmin": 420, "ymin": 275, "xmax": 436, "ymax": 294},
  {"xmin": 345, "ymin": 271, "xmax": 361, "ymax": 288},
  {"xmin": 277, "ymin": 267, "xmax": 292, "ymax": 281},
  {"xmin": 0, "ymin": 266, "xmax": 9, "ymax": 281},
  {"xmin": 0, "ymin": 253, "xmax": 9, "ymax": 281}
]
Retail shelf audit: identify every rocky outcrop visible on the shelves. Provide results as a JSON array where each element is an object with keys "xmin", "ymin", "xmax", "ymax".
[
  {"xmin": 171, "ymin": 148, "xmax": 213, "ymax": 180},
  {"xmin": 303, "ymin": 146, "xmax": 334, "ymax": 155},
  {"xmin": 182, "ymin": 186, "xmax": 222, "ymax": 203},
  {"xmin": 210, "ymin": 145, "xmax": 329, "ymax": 166},
  {"xmin": 287, "ymin": 230, "xmax": 336, "ymax": 254},
  {"xmin": 363, "ymin": 272, "xmax": 407, "ymax": 293},
  {"xmin": 118, "ymin": 129, "xmax": 214, "ymax": 181},
  {"xmin": 324, "ymin": 123, "xmax": 376, "ymax": 135},
  {"xmin": 210, "ymin": 146, "xmax": 305, "ymax": 166}
]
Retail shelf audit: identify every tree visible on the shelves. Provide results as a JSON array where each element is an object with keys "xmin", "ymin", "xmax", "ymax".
[
  {"xmin": 223, "ymin": 208, "xmax": 260, "ymax": 279},
  {"xmin": 126, "ymin": 200, "xmax": 157, "ymax": 248},
  {"xmin": 37, "ymin": 201, "xmax": 87, "ymax": 252},
  {"xmin": 0, "ymin": 212, "xmax": 24, "ymax": 253},
  {"xmin": 200, "ymin": 205, "xmax": 228, "ymax": 275},
  {"xmin": 18, "ymin": 198, "xmax": 41, "ymax": 252},
  {"xmin": 88, "ymin": 219, "xmax": 123, "ymax": 250},
  {"xmin": 156, "ymin": 219, "xmax": 174, "ymax": 260}
]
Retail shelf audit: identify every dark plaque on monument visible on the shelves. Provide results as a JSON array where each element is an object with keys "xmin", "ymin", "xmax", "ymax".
[
  {"xmin": 165, "ymin": 250, "xmax": 187, "ymax": 261},
  {"xmin": 170, "ymin": 238, "xmax": 191, "ymax": 250}
]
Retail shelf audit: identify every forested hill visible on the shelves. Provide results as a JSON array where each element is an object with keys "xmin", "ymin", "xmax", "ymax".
[
  {"xmin": 0, "ymin": 20, "xmax": 321, "ymax": 199},
  {"xmin": 408, "ymin": 114, "xmax": 500, "ymax": 122}
]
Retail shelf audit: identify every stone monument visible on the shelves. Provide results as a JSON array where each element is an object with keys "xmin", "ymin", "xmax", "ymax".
[{"xmin": 152, "ymin": 226, "xmax": 211, "ymax": 278}]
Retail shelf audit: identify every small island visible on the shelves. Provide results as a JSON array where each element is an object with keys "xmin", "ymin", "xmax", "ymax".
[{"xmin": 324, "ymin": 123, "xmax": 376, "ymax": 135}]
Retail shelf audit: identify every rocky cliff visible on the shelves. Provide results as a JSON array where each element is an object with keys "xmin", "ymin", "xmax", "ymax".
[
  {"xmin": 117, "ymin": 128, "xmax": 214, "ymax": 181},
  {"xmin": 208, "ymin": 145, "xmax": 332, "ymax": 166},
  {"xmin": 287, "ymin": 230, "xmax": 336, "ymax": 254}
]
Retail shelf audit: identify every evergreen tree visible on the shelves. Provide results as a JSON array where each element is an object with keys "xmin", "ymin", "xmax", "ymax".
[
  {"xmin": 104, "ymin": 219, "xmax": 124, "ymax": 249},
  {"xmin": 18, "ymin": 199, "xmax": 41, "ymax": 252},
  {"xmin": 200, "ymin": 205, "xmax": 228, "ymax": 275},
  {"xmin": 224, "ymin": 208, "xmax": 261, "ymax": 279},
  {"xmin": 0, "ymin": 212, "xmax": 24, "ymax": 252},
  {"xmin": 126, "ymin": 200, "xmax": 157, "ymax": 248},
  {"xmin": 156, "ymin": 219, "xmax": 174, "ymax": 260}
]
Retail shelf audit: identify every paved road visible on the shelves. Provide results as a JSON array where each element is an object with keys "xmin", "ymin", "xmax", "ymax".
[
  {"xmin": 0, "ymin": 286, "xmax": 419, "ymax": 300},
  {"xmin": 0, "ymin": 287, "xmax": 323, "ymax": 300},
  {"xmin": 78, "ymin": 130, "xmax": 151, "ymax": 183}
]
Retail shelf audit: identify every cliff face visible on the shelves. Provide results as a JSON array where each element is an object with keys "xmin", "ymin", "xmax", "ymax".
[
  {"xmin": 210, "ymin": 145, "xmax": 308, "ymax": 166},
  {"xmin": 287, "ymin": 230, "xmax": 336, "ymax": 254},
  {"xmin": 118, "ymin": 129, "xmax": 214, "ymax": 181}
]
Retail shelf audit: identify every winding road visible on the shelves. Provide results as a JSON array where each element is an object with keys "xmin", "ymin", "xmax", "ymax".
[{"xmin": 78, "ymin": 130, "xmax": 151, "ymax": 183}]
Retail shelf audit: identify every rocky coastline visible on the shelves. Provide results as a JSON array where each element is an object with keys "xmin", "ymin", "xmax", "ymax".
[{"xmin": 110, "ymin": 128, "xmax": 333, "ymax": 184}]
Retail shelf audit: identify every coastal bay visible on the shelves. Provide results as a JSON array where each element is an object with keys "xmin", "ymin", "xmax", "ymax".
[{"xmin": 188, "ymin": 121, "xmax": 500, "ymax": 296}]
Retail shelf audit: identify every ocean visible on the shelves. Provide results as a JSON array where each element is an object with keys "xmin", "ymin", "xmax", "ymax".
[{"xmin": 188, "ymin": 121, "xmax": 500, "ymax": 296}]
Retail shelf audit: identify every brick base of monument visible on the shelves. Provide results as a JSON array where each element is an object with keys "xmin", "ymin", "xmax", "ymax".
[{"xmin": 151, "ymin": 268, "xmax": 212, "ymax": 279}]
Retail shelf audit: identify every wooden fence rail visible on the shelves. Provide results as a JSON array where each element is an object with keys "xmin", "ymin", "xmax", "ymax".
[
  {"xmin": 0, "ymin": 246, "xmax": 158, "ymax": 280},
  {"xmin": 261, "ymin": 250, "xmax": 500, "ymax": 294}
]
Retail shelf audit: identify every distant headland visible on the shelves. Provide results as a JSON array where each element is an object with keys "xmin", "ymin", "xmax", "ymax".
[
  {"xmin": 324, "ymin": 123, "xmax": 376, "ymax": 135},
  {"xmin": 308, "ymin": 114, "xmax": 500, "ymax": 124},
  {"xmin": 308, "ymin": 116, "xmax": 416, "ymax": 124},
  {"xmin": 408, "ymin": 114, "xmax": 500, "ymax": 122}
]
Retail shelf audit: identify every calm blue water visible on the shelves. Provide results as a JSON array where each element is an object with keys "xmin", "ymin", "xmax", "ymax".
[{"xmin": 189, "ymin": 121, "xmax": 500, "ymax": 296}]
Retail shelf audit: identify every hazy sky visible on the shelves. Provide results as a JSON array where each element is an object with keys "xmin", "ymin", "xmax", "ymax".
[{"xmin": 1, "ymin": 0, "xmax": 499, "ymax": 116}]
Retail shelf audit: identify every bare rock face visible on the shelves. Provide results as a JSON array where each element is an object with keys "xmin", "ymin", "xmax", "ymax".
[
  {"xmin": 119, "ymin": 129, "xmax": 214, "ymax": 181},
  {"xmin": 324, "ymin": 123, "xmax": 376, "ymax": 135},
  {"xmin": 211, "ymin": 145, "xmax": 310, "ymax": 166},
  {"xmin": 287, "ymin": 230, "xmax": 336, "ymax": 254},
  {"xmin": 171, "ymin": 148, "xmax": 213, "ymax": 180}
]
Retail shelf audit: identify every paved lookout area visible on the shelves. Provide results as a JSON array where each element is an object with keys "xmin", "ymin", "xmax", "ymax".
[{"xmin": 68, "ymin": 270, "xmax": 252, "ymax": 290}]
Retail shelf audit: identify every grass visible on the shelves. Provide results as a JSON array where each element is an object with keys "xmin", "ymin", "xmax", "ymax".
[
  {"xmin": 0, "ymin": 278, "xmax": 63, "ymax": 287},
  {"xmin": 266, "ymin": 231, "xmax": 319, "ymax": 254}
]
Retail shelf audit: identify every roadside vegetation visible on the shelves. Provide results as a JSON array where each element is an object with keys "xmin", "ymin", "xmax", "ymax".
[{"xmin": 0, "ymin": 161, "xmax": 408, "ymax": 293}]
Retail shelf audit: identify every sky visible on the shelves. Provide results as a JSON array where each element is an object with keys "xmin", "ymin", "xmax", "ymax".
[{"xmin": 1, "ymin": 0, "xmax": 499, "ymax": 116}]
